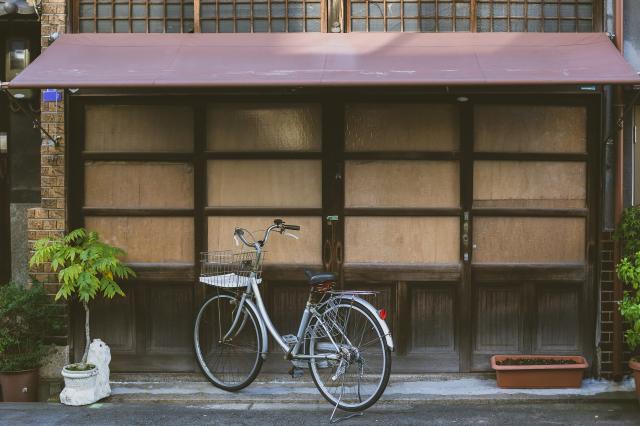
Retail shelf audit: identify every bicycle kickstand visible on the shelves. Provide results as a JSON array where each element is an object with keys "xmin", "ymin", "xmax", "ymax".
[{"xmin": 328, "ymin": 377, "xmax": 364, "ymax": 424}]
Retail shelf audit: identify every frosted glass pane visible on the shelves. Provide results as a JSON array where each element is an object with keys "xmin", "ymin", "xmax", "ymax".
[
  {"xmin": 345, "ymin": 103, "xmax": 459, "ymax": 152},
  {"xmin": 85, "ymin": 105, "xmax": 194, "ymax": 152},
  {"xmin": 473, "ymin": 217, "xmax": 585, "ymax": 264},
  {"xmin": 345, "ymin": 161, "xmax": 459, "ymax": 208},
  {"xmin": 85, "ymin": 162, "xmax": 194, "ymax": 209},
  {"xmin": 345, "ymin": 217, "xmax": 459, "ymax": 264},
  {"xmin": 208, "ymin": 160, "xmax": 321, "ymax": 208},
  {"xmin": 207, "ymin": 103, "xmax": 321, "ymax": 151},
  {"xmin": 474, "ymin": 161, "xmax": 586, "ymax": 208},
  {"xmin": 85, "ymin": 217, "xmax": 194, "ymax": 263},
  {"xmin": 474, "ymin": 105, "xmax": 586, "ymax": 153},
  {"xmin": 208, "ymin": 216, "xmax": 321, "ymax": 264}
]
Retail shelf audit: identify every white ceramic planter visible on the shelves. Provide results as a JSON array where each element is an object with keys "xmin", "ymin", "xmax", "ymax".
[
  {"xmin": 59, "ymin": 340, "xmax": 113, "ymax": 406},
  {"xmin": 59, "ymin": 364, "xmax": 99, "ymax": 406}
]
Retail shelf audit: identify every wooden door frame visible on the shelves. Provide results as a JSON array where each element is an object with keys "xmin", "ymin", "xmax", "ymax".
[
  {"xmin": 67, "ymin": 89, "xmax": 601, "ymax": 373},
  {"xmin": 463, "ymin": 94, "xmax": 601, "ymax": 373}
]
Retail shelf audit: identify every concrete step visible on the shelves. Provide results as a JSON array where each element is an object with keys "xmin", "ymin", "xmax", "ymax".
[{"xmin": 107, "ymin": 373, "xmax": 637, "ymax": 405}]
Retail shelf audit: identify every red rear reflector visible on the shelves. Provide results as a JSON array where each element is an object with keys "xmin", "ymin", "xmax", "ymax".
[{"xmin": 378, "ymin": 309, "xmax": 387, "ymax": 321}]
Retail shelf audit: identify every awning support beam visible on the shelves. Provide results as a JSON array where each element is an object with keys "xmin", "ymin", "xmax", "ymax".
[{"xmin": 0, "ymin": 83, "xmax": 60, "ymax": 147}]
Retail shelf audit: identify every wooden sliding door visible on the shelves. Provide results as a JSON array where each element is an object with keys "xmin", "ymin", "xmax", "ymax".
[{"xmin": 70, "ymin": 93, "xmax": 598, "ymax": 373}]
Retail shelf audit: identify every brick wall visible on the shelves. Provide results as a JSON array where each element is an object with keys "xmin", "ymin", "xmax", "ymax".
[
  {"xmin": 599, "ymin": 231, "xmax": 633, "ymax": 378},
  {"xmin": 28, "ymin": 0, "xmax": 69, "ymax": 365},
  {"xmin": 600, "ymin": 232, "xmax": 614, "ymax": 377},
  {"xmin": 28, "ymin": 0, "xmax": 66, "ymax": 284}
]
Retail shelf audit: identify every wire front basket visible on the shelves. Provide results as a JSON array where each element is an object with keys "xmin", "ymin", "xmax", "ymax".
[{"xmin": 199, "ymin": 250, "xmax": 263, "ymax": 288}]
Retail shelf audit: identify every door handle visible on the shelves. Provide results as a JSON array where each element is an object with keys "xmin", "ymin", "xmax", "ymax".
[{"xmin": 462, "ymin": 211, "xmax": 471, "ymax": 263}]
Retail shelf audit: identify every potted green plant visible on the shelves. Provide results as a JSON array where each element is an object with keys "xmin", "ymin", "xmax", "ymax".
[
  {"xmin": 29, "ymin": 228, "xmax": 134, "ymax": 405},
  {"xmin": 614, "ymin": 206, "xmax": 640, "ymax": 403},
  {"xmin": 0, "ymin": 282, "xmax": 60, "ymax": 402}
]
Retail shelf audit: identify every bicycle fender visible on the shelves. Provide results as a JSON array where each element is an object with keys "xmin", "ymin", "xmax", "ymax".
[
  {"xmin": 243, "ymin": 298, "xmax": 269, "ymax": 358},
  {"xmin": 338, "ymin": 295, "xmax": 395, "ymax": 352}
]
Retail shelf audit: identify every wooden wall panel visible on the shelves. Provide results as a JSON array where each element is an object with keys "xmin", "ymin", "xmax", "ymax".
[
  {"xmin": 409, "ymin": 286, "xmax": 455, "ymax": 354},
  {"xmin": 208, "ymin": 216, "xmax": 322, "ymax": 264},
  {"xmin": 475, "ymin": 286, "xmax": 522, "ymax": 353},
  {"xmin": 85, "ymin": 217, "xmax": 195, "ymax": 263},
  {"xmin": 90, "ymin": 286, "xmax": 135, "ymax": 353},
  {"xmin": 264, "ymin": 282, "xmax": 309, "ymax": 353},
  {"xmin": 85, "ymin": 162, "xmax": 194, "ymax": 209},
  {"xmin": 474, "ymin": 105, "xmax": 587, "ymax": 153},
  {"xmin": 473, "ymin": 217, "xmax": 585, "ymax": 264},
  {"xmin": 207, "ymin": 103, "xmax": 322, "ymax": 152},
  {"xmin": 535, "ymin": 287, "xmax": 580, "ymax": 352},
  {"xmin": 85, "ymin": 105, "xmax": 194, "ymax": 152},
  {"xmin": 345, "ymin": 161, "xmax": 459, "ymax": 208},
  {"xmin": 145, "ymin": 285, "xmax": 193, "ymax": 354},
  {"xmin": 207, "ymin": 160, "xmax": 322, "ymax": 208},
  {"xmin": 345, "ymin": 217, "xmax": 460, "ymax": 264},
  {"xmin": 473, "ymin": 161, "xmax": 586, "ymax": 208},
  {"xmin": 345, "ymin": 103, "xmax": 459, "ymax": 151}
]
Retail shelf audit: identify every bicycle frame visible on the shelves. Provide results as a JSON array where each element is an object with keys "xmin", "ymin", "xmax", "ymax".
[
  {"xmin": 225, "ymin": 222, "xmax": 394, "ymax": 360},
  {"xmin": 233, "ymin": 274, "xmax": 342, "ymax": 361}
]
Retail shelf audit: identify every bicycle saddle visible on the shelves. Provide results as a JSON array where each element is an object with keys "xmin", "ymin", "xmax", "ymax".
[{"xmin": 304, "ymin": 270, "xmax": 336, "ymax": 285}]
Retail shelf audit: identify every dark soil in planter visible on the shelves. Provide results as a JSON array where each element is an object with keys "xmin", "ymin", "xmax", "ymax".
[{"xmin": 496, "ymin": 358, "xmax": 579, "ymax": 366}]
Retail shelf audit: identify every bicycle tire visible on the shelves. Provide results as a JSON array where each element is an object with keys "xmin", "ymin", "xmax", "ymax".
[
  {"xmin": 308, "ymin": 297, "xmax": 392, "ymax": 412},
  {"xmin": 194, "ymin": 291, "xmax": 264, "ymax": 392}
]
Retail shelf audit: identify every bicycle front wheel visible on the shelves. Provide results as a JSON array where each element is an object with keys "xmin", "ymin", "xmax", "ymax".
[
  {"xmin": 194, "ymin": 292, "xmax": 263, "ymax": 391},
  {"xmin": 308, "ymin": 298, "xmax": 391, "ymax": 411}
]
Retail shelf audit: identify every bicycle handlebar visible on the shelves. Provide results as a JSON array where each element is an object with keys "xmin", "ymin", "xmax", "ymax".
[{"xmin": 234, "ymin": 219, "xmax": 301, "ymax": 250}]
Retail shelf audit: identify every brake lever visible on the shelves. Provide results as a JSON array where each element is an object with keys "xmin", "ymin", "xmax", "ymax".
[{"xmin": 284, "ymin": 232, "xmax": 299, "ymax": 240}]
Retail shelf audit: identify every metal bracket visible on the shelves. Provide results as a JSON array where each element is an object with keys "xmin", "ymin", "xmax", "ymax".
[{"xmin": 0, "ymin": 83, "xmax": 60, "ymax": 147}]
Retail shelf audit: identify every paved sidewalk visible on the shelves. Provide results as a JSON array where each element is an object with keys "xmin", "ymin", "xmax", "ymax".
[{"xmin": 1, "ymin": 400, "xmax": 639, "ymax": 425}]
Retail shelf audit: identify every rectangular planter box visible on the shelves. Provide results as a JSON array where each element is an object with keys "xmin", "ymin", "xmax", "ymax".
[{"xmin": 491, "ymin": 355, "xmax": 588, "ymax": 389}]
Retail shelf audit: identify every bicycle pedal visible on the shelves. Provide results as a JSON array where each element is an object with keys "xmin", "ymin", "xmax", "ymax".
[
  {"xmin": 288, "ymin": 366, "xmax": 305, "ymax": 378},
  {"xmin": 291, "ymin": 359, "xmax": 309, "ymax": 369},
  {"xmin": 281, "ymin": 334, "xmax": 298, "ymax": 347}
]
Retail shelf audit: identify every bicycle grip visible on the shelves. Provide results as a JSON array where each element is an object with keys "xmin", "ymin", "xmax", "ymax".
[{"xmin": 284, "ymin": 224, "xmax": 300, "ymax": 231}]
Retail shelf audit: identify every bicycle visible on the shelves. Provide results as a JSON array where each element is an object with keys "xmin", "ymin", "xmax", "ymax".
[{"xmin": 194, "ymin": 219, "xmax": 393, "ymax": 416}]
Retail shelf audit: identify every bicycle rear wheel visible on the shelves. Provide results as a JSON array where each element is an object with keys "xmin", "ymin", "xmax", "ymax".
[
  {"xmin": 308, "ymin": 297, "xmax": 391, "ymax": 411},
  {"xmin": 194, "ymin": 292, "xmax": 263, "ymax": 391}
]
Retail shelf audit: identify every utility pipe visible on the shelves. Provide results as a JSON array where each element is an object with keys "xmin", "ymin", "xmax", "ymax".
[{"xmin": 612, "ymin": 0, "xmax": 624, "ymax": 382}]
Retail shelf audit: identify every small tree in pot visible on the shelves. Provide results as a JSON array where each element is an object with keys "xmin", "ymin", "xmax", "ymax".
[
  {"xmin": 614, "ymin": 206, "xmax": 640, "ymax": 403},
  {"xmin": 29, "ymin": 228, "xmax": 134, "ymax": 405},
  {"xmin": 0, "ymin": 282, "xmax": 61, "ymax": 402}
]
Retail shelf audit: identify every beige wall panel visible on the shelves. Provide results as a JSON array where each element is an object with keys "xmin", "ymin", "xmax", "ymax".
[
  {"xmin": 474, "ymin": 105, "xmax": 586, "ymax": 153},
  {"xmin": 345, "ymin": 103, "xmax": 459, "ymax": 152},
  {"xmin": 208, "ymin": 216, "xmax": 322, "ymax": 264},
  {"xmin": 473, "ymin": 161, "xmax": 586, "ymax": 208},
  {"xmin": 85, "ymin": 162, "xmax": 194, "ymax": 209},
  {"xmin": 208, "ymin": 160, "xmax": 321, "ymax": 208},
  {"xmin": 345, "ymin": 161, "xmax": 459, "ymax": 208},
  {"xmin": 207, "ymin": 103, "xmax": 321, "ymax": 152},
  {"xmin": 85, "ymin": 217, "xmax": 194, "ymax": 263},
  {"xmin": 345, "ymin": 217, "xmax": 460, "ymax": 264},
  {"xmin": 85, "ymin": 105, "xmax": 194, "ymax": 152},
  {"xmin": 473, "ymin": 217, "xmax": 585, "ymax": 264}
]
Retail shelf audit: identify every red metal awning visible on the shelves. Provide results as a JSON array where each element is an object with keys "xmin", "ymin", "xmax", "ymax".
[{"xmin": 8, "ymin": 32, "xmax": 640, "ymax": 88}]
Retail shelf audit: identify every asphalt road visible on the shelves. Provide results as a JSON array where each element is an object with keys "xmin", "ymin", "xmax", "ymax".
[{"xmin": 0, "ymin": 401, "xmax": 639, "ymax": 425}]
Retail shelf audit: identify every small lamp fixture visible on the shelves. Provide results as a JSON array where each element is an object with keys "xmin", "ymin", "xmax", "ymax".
[{"xmin": 456, "ymin": 96, "xmax": 469, "ymax": 103}]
